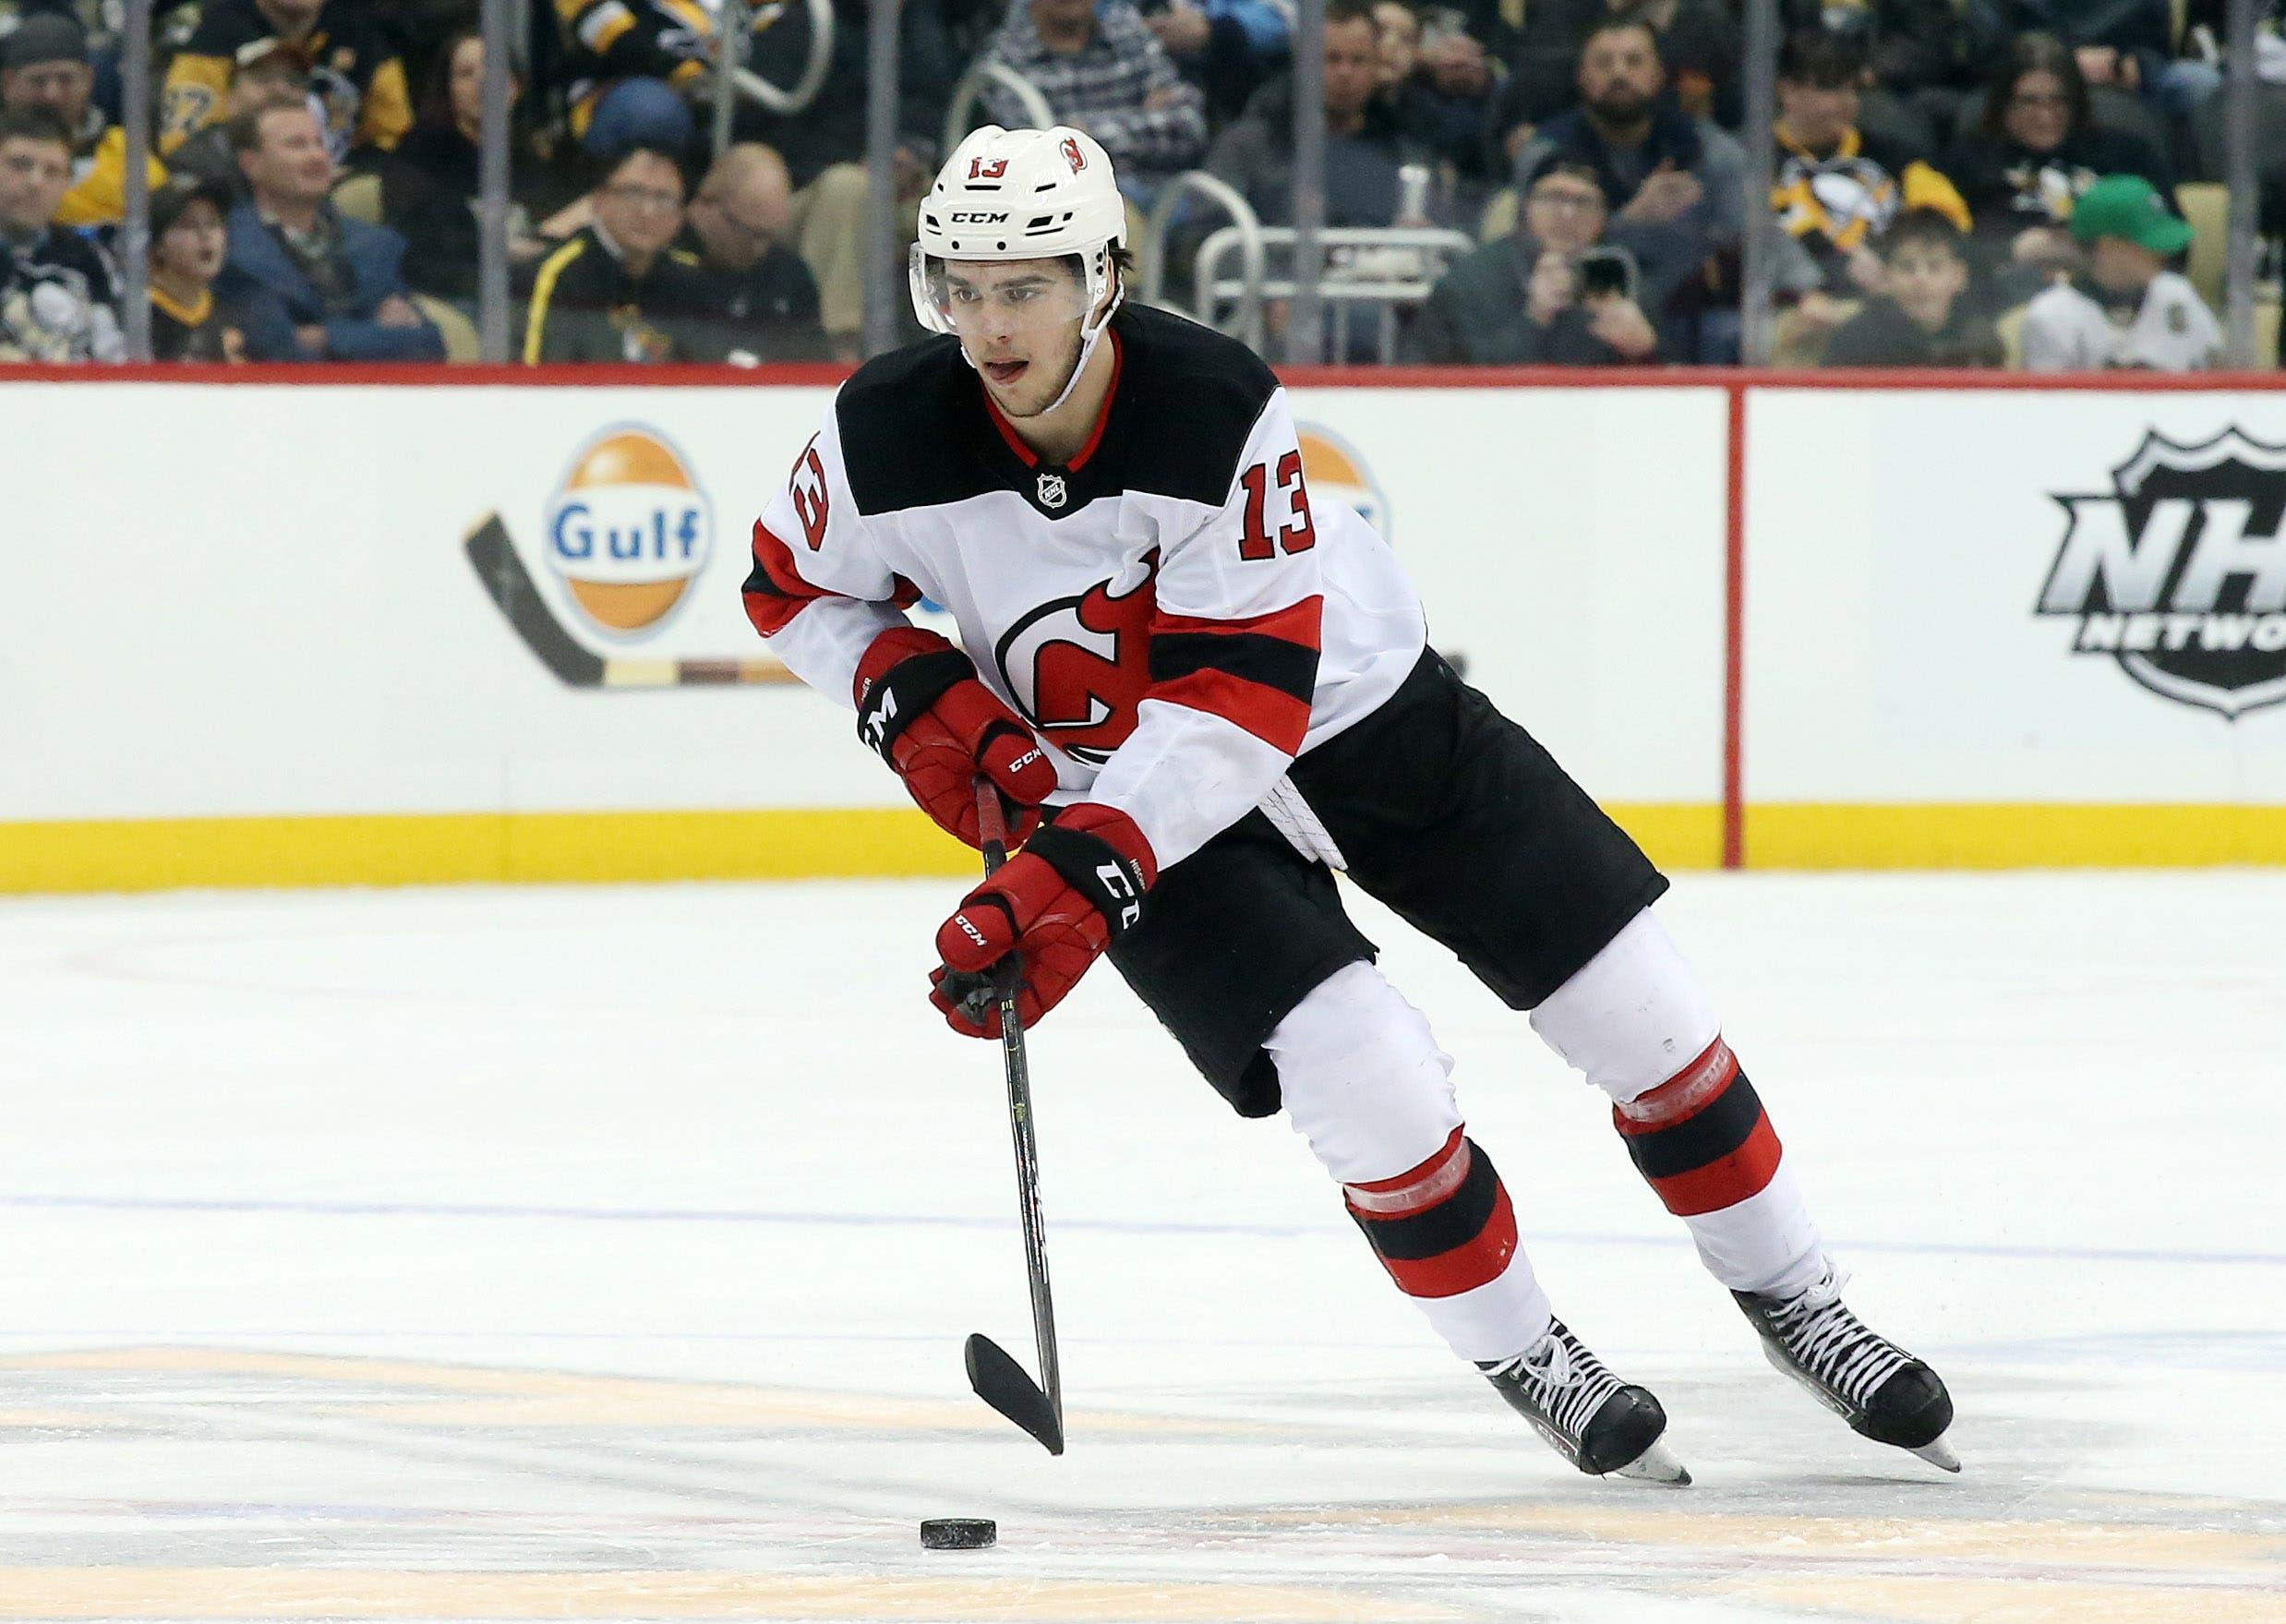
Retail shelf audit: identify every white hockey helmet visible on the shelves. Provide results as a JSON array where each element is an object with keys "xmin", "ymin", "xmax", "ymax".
[{"xmin": 910, "ymin": 125, "xmax": 1128, "ymax": 413}]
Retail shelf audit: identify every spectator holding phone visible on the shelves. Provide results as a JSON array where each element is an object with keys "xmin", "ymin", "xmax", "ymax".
[{"xmin": 1411, "ymin": 158, "xmax": 1676, "ymax": 362}]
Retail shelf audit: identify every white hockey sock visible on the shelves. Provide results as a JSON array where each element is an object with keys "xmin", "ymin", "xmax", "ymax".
[
  {"xmin": 1532, "ymin": 910, "xmax": 1828, "ymax": 1298},
  {"xmin": 1270, "ymin": 961, "xmax": 1554, "ymax": 1364}
]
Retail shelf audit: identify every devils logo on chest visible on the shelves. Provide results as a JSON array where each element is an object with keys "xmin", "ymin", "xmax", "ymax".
[{"xmin": 993, "ymin": 554, "xmax": 1158, "ymax": 764}]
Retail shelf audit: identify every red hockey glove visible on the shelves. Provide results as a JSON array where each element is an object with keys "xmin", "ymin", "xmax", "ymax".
[
  {"xmin": 930, "ymin": 804, "xmax": 1157, "ymax": 1037},
  {"xmin": 854, "ymin": 627, "xmax": 1056, "ymax": 848}
]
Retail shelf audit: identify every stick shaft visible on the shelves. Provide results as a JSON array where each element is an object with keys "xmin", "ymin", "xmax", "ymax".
[{"xmin": 973, "ymin": 786, "xmax": 1064, "ymax": 1430}]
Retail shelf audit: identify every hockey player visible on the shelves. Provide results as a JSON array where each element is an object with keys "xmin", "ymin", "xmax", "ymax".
[{"xmin": 742, "ymin": 124, "xmax": 1957, "ymax": 1483}]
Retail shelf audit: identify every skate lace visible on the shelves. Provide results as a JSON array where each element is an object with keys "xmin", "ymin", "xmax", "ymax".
[
  {"xmin": 1485, "ymin": 1325, "xmax": 1623, "ymax": 1444},
  {"xmin": 1765, "ymin": 1279, "xmax": 1911, "ymax": 1408}
]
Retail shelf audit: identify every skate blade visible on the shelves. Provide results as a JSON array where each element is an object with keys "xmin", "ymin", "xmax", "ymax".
[
  {"xmin": 1612, "ymin": 1438, "xmax": 1692, "ymax": 1486},
  {"xmin": 1910, "ymin": 1433, "xmax": 1962, "ymax": 1474}
]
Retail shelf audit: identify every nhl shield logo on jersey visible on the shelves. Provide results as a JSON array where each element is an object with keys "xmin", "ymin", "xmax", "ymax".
[
  {"xmin": 1298, "ymin": 424, "xmax": 1390, "ymax": 537},
  {"xmin": 2038, "ymin": 428, "xmax": 2286, "ymax": 719},
  {"xmin": 1036, "ymin": 472, "xmax": 1069, "ymax": 510},
  {"xmin": 994, "ymin": 557, "xmax": 1158, "ymax": 763},
  {"xmin": 544, "ymin": 426, "xmax": 715, "ymax": 640}
]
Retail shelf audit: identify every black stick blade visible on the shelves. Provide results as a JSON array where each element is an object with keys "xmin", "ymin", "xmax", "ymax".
[{"xmin": 964, "ymin": 1333, "xmax": 1064, "ymax": 1455}]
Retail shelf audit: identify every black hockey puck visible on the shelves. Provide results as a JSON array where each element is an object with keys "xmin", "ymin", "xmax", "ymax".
[{"xmin": 919, "ymin": 1518, "xmax": 996, "ymax": 1550}]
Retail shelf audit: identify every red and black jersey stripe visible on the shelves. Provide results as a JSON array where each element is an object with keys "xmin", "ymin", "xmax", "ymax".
[
  {"xmin": 741, "ymin": 519, "xmax": 919, "ymax": 638},
  {"xmin": 1612, "ymin": 1039, "xmax": 1783, "ymax": 1217},
  {"xmin": 1344, "ymin": 1127, "xmax": 1519, "ymax": 1299},
  {"xmin": 1146, "ymin": 597, "xmax": 1321, "ymax": 754}
]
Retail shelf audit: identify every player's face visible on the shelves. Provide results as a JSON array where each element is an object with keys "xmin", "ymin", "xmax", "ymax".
[{"xmin": 937, "ymin": 258, "xmax": 1092, "ymax": 417}]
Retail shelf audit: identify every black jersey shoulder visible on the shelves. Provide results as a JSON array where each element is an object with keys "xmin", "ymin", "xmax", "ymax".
[
  {"xmin": 832, "ymin": 333, "xmax": 996, "ymax": 516},
  {"xmin": 832, "ymin": 307, "xmax": 1283, "ymax": 517},
  {"xmin": 1097, "ymin": 303, "xmax": 1281, "ymax": 507}
]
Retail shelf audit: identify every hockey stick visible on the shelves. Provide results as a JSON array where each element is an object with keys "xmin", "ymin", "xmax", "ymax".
[
  {"xmin": 463, "ymin": 513, "xmax": 801, "ymax": 690},
  {"xmin": 961, "ymin": 780, "xmax": 1066, "ymax": 1456}
]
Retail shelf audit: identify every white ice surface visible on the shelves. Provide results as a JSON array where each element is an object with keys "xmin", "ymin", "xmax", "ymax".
[{"xmin": 0, "ymin": 872, "xmax": 2280, "ymax": 1622}]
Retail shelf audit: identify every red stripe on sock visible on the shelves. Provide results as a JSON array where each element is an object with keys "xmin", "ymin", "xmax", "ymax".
[
  {"xmin": 1377, "ymin": 1183, "xmax": 1519, "ymax": 1299},
  {"xmin": 1645, "ymin": 1114, "xmax": 1783, "ymax": 1216}
]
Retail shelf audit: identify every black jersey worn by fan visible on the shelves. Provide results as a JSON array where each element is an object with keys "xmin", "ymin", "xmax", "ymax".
[{"xmin": 744, "ymin": 303, "xmax": 1663, "ymax": 1114}]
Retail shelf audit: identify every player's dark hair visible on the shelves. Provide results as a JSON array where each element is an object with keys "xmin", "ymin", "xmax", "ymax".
[
  {"xmin": 1779, "ymin": 27, "xmax": 1866, "ymax": 87},
  {"xmin": 0, "ymin": 105, "xmax": 72, "ymax": 153},
  {"xmin": 1982, "ymin": 31, "xmax": 2088, "ymax": 139},
  {"xmin": 1876, "ymin": 206, "xmax": 1969, "ymax": 262}
]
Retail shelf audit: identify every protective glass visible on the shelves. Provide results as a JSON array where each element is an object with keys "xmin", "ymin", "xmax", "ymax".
[{"xmin": 916, "ymin": 254, "xmax": 1091, "ymax": 340}]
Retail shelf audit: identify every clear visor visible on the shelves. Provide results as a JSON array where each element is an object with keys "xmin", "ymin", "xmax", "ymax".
[{"xmin": 917, "ymin": 254, "xmax": 1092, "ymax": 339}]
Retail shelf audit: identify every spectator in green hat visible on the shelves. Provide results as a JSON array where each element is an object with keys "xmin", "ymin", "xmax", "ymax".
[{"xmin": 2021, "ymin": 173, "xmax": 2219, "ymax": 371}]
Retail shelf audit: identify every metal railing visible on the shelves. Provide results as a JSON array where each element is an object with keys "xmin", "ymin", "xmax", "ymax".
[
  {"xmin": 940, "ymin": 59, "xmax": 1055, "ymax": 156},
  {"xmin": 1140, "ymin": 170, "xmax": 1268, "ymax": 347},
  {"xmin": 1193, "ymin": 226, "xmax": 1476, "ymax": 366},
  {"xmin": 713, "ymin": 0, "xmax": 837, "ymax": 154}
]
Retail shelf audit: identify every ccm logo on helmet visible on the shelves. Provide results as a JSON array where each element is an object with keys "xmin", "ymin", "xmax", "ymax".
[{"xmin": 949, "ymin": 211, "xmax": 1010, "ymax": 223}]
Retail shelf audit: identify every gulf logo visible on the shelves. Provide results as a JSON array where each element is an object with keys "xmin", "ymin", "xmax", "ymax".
[
  {"xmin": 544, "ymin": 426, "xmax": 715, "ymax": 639},
  {"xmin": 1297, "ymin": 424, "xmax": 1390, "ymax": 539}
]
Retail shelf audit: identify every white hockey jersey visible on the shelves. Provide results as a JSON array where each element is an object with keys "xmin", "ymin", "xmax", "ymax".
[{"xmin": 743, "ymin": 304, "xmax": 1427, "ymax": 869}]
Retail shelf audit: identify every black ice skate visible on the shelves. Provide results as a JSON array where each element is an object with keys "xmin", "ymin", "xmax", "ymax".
[
  {"xmin": 1734, "ymin": 1267, "xmax": 1960, "ymax": 1472},
  {"xmin": 1479, "ymin": 1318, "xmax": 1690, "ymax": 1485}
]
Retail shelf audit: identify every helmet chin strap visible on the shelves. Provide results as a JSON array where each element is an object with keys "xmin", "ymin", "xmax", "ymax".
[{"xmin": 1034, "ymin": 275, "xmax": 1126, "ymax": 419}]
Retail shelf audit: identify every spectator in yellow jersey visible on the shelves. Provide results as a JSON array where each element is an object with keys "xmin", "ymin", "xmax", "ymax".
[
  {"xmin": 521, "ymin": 143, "xmax": 733, "ymax": 362},
  {"xmin": 0, "ymin": 14, "xmax": 165, "ymax": 227},
  {"xmin": 552, "ymin": 0, "xmax": 751, "ymax": 158},
  {"xmin": 147, "ymin": 174, "xmax": 246, "ymax": 361},
  {"xmin": 162, "ymin": 0, "xmax": 410, "ymax": 167},
  {"xmin": 1771, "ymin": 30, "xmax": 1967, "ymax": 295}
]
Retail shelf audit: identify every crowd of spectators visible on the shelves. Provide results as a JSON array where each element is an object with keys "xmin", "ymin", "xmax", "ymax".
[{"xmin": 0, "ymin": 0, "xmax": 2269, "ymax": 369}]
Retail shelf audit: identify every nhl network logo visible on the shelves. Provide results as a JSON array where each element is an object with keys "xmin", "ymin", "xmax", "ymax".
[{"xmin": 2038, "ymin": 428, "xmax": 2286, "ymax": 719}]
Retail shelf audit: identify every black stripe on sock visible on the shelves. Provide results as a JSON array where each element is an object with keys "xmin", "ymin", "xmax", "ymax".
[
  {"xmin": 1624, "ymin": 1072, "xmax": 1766, "ymax": 1181},
  {"xmin": 1352, "ymin": 1138, "xmax": 1503, "ymax": 1261}
]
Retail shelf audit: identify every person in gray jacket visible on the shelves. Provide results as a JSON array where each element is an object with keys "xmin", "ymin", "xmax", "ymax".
[{"xmin": 1411, "ymin": 158, "xmax": 1690, "ymax": 364}]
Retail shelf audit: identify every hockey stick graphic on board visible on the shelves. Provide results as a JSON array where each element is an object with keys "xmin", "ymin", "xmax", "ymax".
[
  {"xmin": 957, "ymin": 779, "xmax": 1066, "ymax": 1456},
  {"xmin": 463, "ymin": 513, "xmax": 800, "ymax": 689}
]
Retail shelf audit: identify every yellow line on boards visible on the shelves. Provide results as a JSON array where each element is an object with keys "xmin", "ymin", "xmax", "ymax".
[
  {"xmin": 5, "ymin": 802, "xmax": 2280, "ymax": 895},
  {"xmin": 0, "ymin": 809, "xmax": 976, "ymax": 895},
  {"xmin": 1748, "ymin": 803, "xmax": 2286, "ymax": 869}
]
